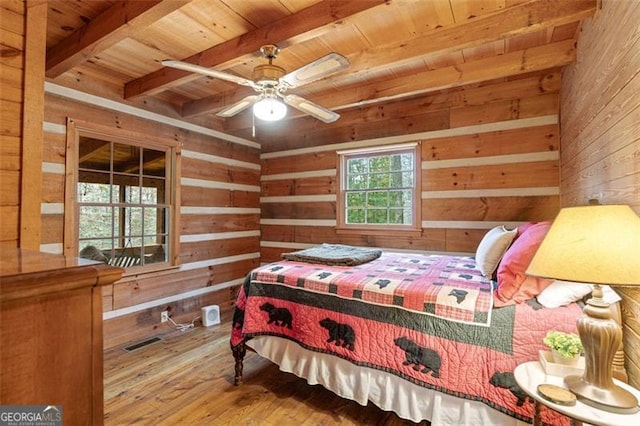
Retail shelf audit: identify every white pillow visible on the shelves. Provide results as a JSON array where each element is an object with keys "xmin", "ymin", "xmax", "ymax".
[
  {"xmin": 475, "ymin": 226, "xmax": 517, "ymax": 277},
  {"xmin": 536, "ymin": 280, "xmax": 622, "ymax": 308}
]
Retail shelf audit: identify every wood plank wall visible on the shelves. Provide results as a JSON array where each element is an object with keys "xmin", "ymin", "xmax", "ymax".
[
  {"xmin": 42, "ymin": 86, "xmax": 261, "ymax": 349},
  {"xmin": 7, "ymin": 2, "xmax": 636, "ymax": 372},
  {"xmin": 0, "ymin": 0, "xmax": 25, "ymax": 249},
  {"xmin": 258, "ymin": 72, "xmax": 562, "ymax": 263},
  {"xmin": 560, "ymin": 0, "xmax": 640, "ymax": 388}
]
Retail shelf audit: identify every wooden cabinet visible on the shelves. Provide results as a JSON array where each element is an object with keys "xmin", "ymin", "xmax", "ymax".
[{"xmin": 1, "ymin": 249, "xmax": 123, "ymax": 426}]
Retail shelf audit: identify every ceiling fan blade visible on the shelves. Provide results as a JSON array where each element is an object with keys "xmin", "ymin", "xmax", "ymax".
[
  {"xmin": 162, "ymin": 60, "xmax": 257, "ymax": 88},
  {"xmin": 217, "ymin": 95, "xmax": 260, "ymax": 118},
  {"xmin": 283, "ymin": 94, "xmax": 340, "ymax": 123},
  {"xmin": 280, "ymin": 53, "xmax": 349, "ymax": 88}
]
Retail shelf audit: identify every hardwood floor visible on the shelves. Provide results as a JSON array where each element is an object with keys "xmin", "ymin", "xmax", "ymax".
[{"xmin": 104, "ymin": 319, "xmax": 427, "ymax": 425}]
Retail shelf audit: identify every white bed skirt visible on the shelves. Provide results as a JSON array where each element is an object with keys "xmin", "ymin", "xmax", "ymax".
[{"xmin": 248, "ymin": 336, "xmax": 528, "ymax": 425}]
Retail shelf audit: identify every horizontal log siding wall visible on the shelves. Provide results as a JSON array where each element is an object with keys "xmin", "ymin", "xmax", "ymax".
[
  {"xmin": 258, "ymin": 73, "xmax": 561, "ymax": 263},
  {"xmin": 43, "ymin": 88, "xmax": 260, "ymax": 349},
  {"xmin": 0, "ymin": 0, "xmax": 24, "ymax": 249},
  {"xmin": 560, "ymin": 0, "xmax": 640, "ymax": 388}
]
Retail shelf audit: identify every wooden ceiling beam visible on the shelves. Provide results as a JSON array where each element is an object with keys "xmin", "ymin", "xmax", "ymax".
[
  {"xmin": 46, "ymin": 1, "xmax": 191, "ymax": 78},
  {"xmin": 181, "ymin": 0, "xmax": 594, "ymax": 120},
  {"xmin": 123, "ymin": 0, "xmax": 386, "ymax": 99},
  {"xmin": 304, "ymin": 39, "xmax": 576, "ymax": 110},
  {"xmin": 223, "ymin": 39, "xmax": 576, "ymax": 131},
  {"xmin": 337, "ymin": 0, "xmax": 593, "ymax": 82}
]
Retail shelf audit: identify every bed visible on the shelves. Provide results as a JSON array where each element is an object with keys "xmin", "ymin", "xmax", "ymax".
[{"xmin": 230, "ymin": 225, "xmax": 626, "ymax": 425}]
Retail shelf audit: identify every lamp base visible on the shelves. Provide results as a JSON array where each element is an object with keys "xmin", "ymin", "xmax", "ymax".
[
  {"xmin": 566, "ymin": 285, "xmax": 639, "ymax": 414},
  {"xmin": 564, "ymin": 374, "xmax": 639, "ymax": 414}
]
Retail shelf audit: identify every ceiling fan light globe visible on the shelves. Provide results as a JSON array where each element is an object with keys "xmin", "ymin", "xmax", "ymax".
[{"xmin": 253, "ymin": 98, "xmax": 287, "ymax": 121}]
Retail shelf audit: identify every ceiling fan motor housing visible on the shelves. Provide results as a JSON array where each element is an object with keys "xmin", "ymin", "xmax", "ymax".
[{"xmin": 252, "ymin": 64, "xmax": 286, "ymax": 87}]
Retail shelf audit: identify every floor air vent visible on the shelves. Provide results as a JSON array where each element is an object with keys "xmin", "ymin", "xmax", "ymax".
[{"xmin": 123, "ymin": 336, "xmax": 162, "ymax": 352}]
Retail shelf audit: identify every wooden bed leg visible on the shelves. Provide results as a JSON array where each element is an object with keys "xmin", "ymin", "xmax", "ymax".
[
  {"xmin": 533, "ymin": 401, "xmax": 542, "ymax": 426},
  {"xmin": 232, "ymin": 343, "xmax": 247, "ymax": 386}
]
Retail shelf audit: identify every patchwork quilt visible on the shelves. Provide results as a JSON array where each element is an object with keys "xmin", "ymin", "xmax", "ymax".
[
  {"xmin": 252, "ymin": 252, "xmax": 493, "ymax": 326},
  {"xmin": 231, "ymin": 253, "xmax": 582, "ymax": 425}
]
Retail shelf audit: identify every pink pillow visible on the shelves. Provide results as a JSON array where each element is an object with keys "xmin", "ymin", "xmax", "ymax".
[
  {"xmin": 494, "ymin": 221, "xmax": 554, "ymax": 307},
  {"xmin": 515, "ymin": 221, "xmax": 537, "ymax": 240}
]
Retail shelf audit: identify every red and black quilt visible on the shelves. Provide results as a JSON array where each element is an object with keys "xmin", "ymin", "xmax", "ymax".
[{"xmin": 230, "ymin": 253, "xmax": 581, "ymax": 424}]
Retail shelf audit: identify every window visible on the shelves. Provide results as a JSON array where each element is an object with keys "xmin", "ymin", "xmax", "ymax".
[
  {"xmin": 337, "ymin": 143, "xmax": 421, "ymax": 234},
  {"xmin": 65, "ymin": 120, "xmax": 179, "ymax": 273}
]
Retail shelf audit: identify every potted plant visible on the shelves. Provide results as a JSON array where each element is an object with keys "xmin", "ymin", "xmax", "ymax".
[{"xmin": 543, "ymin": 330, "xmax": 584, "ymax": 365}]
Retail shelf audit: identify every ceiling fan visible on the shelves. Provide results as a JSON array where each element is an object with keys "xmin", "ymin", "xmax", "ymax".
[{"xmin": 162, "ymin": 45, "xmax": 349, "ymax": 123}]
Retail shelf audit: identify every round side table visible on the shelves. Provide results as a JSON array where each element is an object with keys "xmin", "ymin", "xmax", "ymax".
[{"xmin": 514, "ymin": 361, "xmax": 640, "ymax": 426}]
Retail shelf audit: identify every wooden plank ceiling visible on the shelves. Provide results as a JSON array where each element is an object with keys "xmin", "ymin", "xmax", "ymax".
[{"xmin": 44, "ymin": 0, "xmax": 596, "ymax": 139}]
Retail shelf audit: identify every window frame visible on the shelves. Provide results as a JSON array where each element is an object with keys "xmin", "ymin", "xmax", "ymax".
[
  {"xmin": 336, "ymin": 142, "xmax": 422, "ymax": 236},
  {"xmin": 64, "ymin": 118, "xmax": 181, "ymax": 275}
]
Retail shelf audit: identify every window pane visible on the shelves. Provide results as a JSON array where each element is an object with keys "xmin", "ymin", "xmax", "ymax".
[
  {"xmin": 389, "ymin": 191, "xmax": 406, "ymax": 207},
  {"xmin": 78, "ymin": 137, "xmax": 110, "ymax": 171},
  {"xmin": 126, "ymin": 185, "xmax": 141, "ymax": 204},
  {"xmin": 367, "ymin": 191, "xmax": 388, "ymax": 208},
  {"xmin": 369, "ymin": 172, "xmax": 389, "ymax": 189},
  {"xmin": 404, "ymin": 208, "xmax": 413, "ymax": 223},
  {"xmin": 144, "ymin": 241, "xmax": 167, "ymax": 264},
  {"xmin": 144, "ymin": 207, "xmax": 165, "ymax": 235},
  {"xmin": 402, "ymin": 171, "xmax": 414, "ymax": 187},
  {"xmin": 367, "ymin": 209, "xmax": 388, "ymax": 223},
  {"xmin": 141, "ymin": 181, "xmax": 160, "ymax": 204},
  {"xmin": 389, "ymin": 209, "xmax": 412, "ymax": 224},
  {"xmin": 113, "ymin": 143, "xmax": 140, "ymax": 173},
  {"xmin": 401, "ymin": 154, "xmax": 413, "ymax": 170},
  {"xmin": 348, "ymin": 173, "xmax": 367, "ymax": 190},
  {"xmin": 79, "ymin": 206, "xmax": 113, "ymax": 238},
  {"xmin": 346, "ymin": 192, "xmax": 365, "ymax": 207},
  {"xmin": 112, "ymin": 185, "xmax": 120, "ymax": 203},
  {"xmin": 143, "ymin": 148, "xmax": 166, "ymax": 177},
  {"xmin": 78, "ymin": 181, "xmax": 110, "ymax": 203},
  {"xmin": 390, "ymin": 154, "xmax": 403, "ymax": 171},
  {"xmin": 368, "ymin": 156, "xmax": 389, "ymax": 172},
  {"xmin": 389, "ymin": 172, "xmax": 404, "ymax": 187},
  {"xmin": 389, "ymin": 209, "xmax": 403, "ymax": 224},
  {"xmin": 347, "ymin": 209, "xmax": 365, "ymax": 224},
  {"xmin": 348, "ymin": 158, "xmax": 367, "ymax": 173},
  {"xmin": 123, "ymin": 207, "xmax": 143, "ymax": 237}
]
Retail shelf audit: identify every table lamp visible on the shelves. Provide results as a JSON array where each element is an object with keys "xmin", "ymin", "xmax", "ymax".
[{"xmin": 526, "ymin": 204, "xmax": 640, "ymax": 413}]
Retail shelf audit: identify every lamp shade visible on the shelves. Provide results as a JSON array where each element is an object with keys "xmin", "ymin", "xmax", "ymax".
[
  {"xmin": 253, "ymin": 97, "xmax": 287, "ymax": 121},
  {"xmin": 526, "ymin": 205, "xmax": 640, "ymax": 285}
]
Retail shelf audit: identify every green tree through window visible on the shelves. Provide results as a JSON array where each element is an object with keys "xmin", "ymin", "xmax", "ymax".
[{"xmin": 340, "ymin": 144, "xmax": 419, "ymax": 230}]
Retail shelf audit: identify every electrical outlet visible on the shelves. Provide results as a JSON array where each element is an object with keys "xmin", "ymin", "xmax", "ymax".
[{"xmin": 161, "ymin": 311, "xmax": 169, "ymax": 323}]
